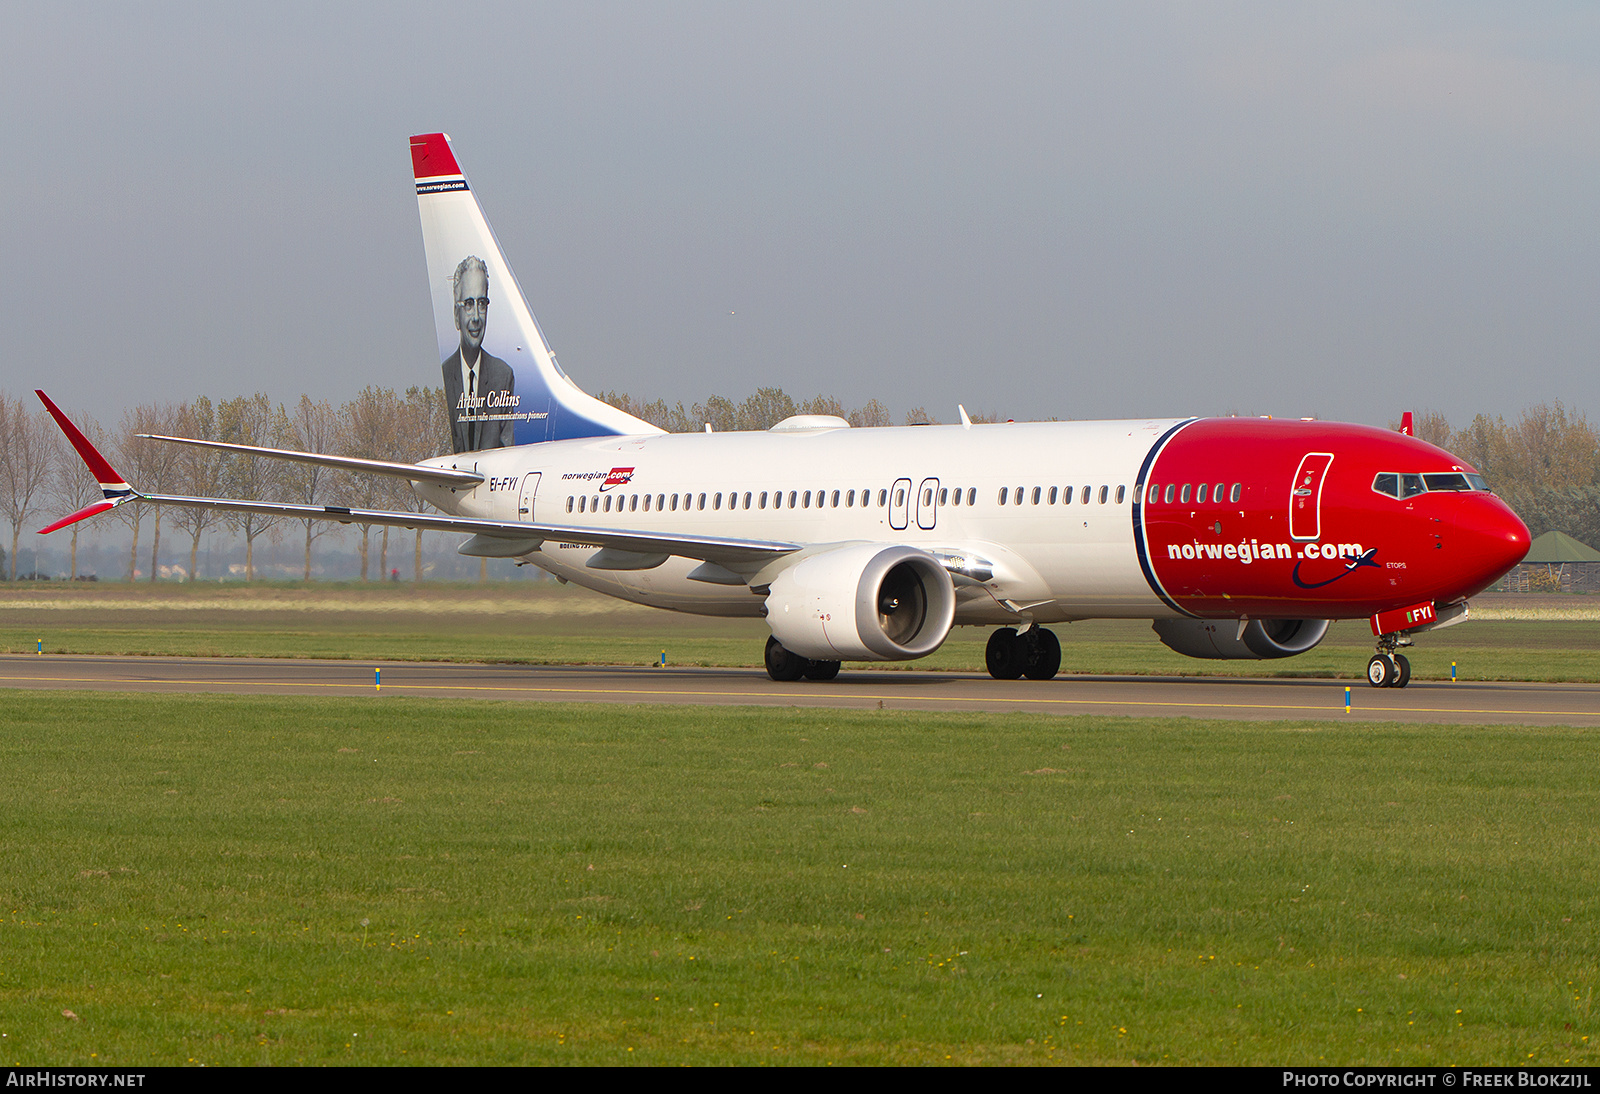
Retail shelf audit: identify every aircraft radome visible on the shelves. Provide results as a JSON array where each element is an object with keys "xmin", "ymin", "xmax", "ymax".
[{"xmin": 37, "ymin": 133, "xmax": 1531, "ymax": 688}]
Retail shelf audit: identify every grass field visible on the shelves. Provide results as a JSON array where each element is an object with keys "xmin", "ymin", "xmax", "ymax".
[
  {"xmin": 3, "ymin": 582, "xmax": 1598, "ymax": 682},
  {"xmin": 3, "ymin": 692, "xmax": 1599, "ymax": 1065}
]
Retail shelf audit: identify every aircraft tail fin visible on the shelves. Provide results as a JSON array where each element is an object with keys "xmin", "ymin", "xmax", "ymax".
[{"xmin": 411, "ymin": 133, "xmax": 660, "ymax": 450}]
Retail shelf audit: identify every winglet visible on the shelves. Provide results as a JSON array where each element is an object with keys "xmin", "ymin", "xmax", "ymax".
[
  {"xmin": 35, "ymin": 391, "xmax": 135, "ymax": 532},
  {"xmin": 39, "ymin": 500, "xmax": 120, "ymax": 535},
  {"xmin": 1399, "ymin": 411, "xmax": 1413, "ymax": 436}
]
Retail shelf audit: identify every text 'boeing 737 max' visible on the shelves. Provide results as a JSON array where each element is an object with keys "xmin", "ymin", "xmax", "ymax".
[{"xmin": 38, "ymin": 132, "xmax": 1531, "ymax": 687}]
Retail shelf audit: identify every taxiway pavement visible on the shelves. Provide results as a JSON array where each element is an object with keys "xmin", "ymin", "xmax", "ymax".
[{"xmin": 4, "ymin": 654, "xmax": 1600, "ymax": 725}]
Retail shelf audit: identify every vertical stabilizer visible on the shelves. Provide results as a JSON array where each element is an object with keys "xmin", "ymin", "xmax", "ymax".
[{"xmin": 411, "ymin": 133, "xmax": 661, "ymax": 451}]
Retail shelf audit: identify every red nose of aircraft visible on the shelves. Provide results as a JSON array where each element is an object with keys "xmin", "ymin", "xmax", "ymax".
[{"xmin": 1451, "ymin": 495, "xmax": 1531, "ymax": 599}]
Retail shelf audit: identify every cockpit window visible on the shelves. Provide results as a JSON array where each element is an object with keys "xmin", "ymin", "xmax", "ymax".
[{"xmin": 1373, "ymin": 471, "xmax": 1491, "ymax": 499}]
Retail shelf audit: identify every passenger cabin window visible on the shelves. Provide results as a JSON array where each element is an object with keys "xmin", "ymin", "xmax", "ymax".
[
  {"xmin": 1179, "ymin": 484, "xmax": 1190, "ymax": 504},
  {"xmin": 1099, "ymin": 485, "xmax": 1109, "ymax": 504},
  {"xmin": 1196, "ymin": 483, "xmax": 1208, "ymax": 504},
  {"xmin": 1229, "ymin": 483, "xmax": 1242, "ymax": 503},
  {"xmin": 1115, "ymin": 485, "xmax": 1126, "ymax": 504}
]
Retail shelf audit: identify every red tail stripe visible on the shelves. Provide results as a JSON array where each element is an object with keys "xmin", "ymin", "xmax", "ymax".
[{"xmin": 410, "ymin": 133, "xmax": 460, "ymax": 179}]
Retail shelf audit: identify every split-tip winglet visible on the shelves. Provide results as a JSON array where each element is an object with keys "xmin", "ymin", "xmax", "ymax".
[{"xmin": 34, "ymin": 390, "xmax": 136, "ymax": 533}]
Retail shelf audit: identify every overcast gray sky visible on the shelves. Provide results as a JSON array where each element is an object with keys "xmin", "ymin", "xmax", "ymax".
[{"xmin": 6, "ymin": 2, "xmax": 1599, "ymax": 430}]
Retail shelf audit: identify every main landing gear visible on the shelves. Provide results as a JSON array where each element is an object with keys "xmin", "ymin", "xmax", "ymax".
[
  {"xmin": 1367, "ymin": 633, "xmax": 1412, "ymax": 688},
  {"xmin": 985, "ymin": 627, "xmax": 1061, "ymax": 681},
  {"xmin": 764, "ymin": 636, "xmax": 842, "ymax": 682}
]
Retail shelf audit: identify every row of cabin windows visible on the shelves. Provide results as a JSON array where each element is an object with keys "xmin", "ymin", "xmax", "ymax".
[
  {"xmin": 1145, "ymin": 482, "xmax": 1243, "ymax": 505},
  {"xmin": 565, "ymin": 486, "xmax": 983, "ymax": 516},
  {"xmin": 997, "ymin": 484, "xmax": 1125, "ymax": 506}
]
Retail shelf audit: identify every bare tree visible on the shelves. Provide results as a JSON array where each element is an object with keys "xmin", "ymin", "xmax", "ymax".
[
  {"xmin": 0, "ymin": 394, "xmax": 58, "ymax": 579},
  {"xmin": 217, "ymin": 394, "xmax": 285, "ymax": 580},
  {"xmin": 46, "ymin": 407, "xmax": 108, "ymax": 581},
  {"xmin": 393, "ymin": 386, "xmax": 452, "ymax": 580},
  {"xmin": 128, "ymin": 404, "xmax": 184, "ymax": 581},
  {"xmin": 169, "ymin": 397, "xmax": 223, "ymax": 581},
  {"xmin": 848, "ymin": 399, "xmax": 893, "ymax": 428},
  {"xmin": 277, "ymin": 395, "xmax": 341, "ymax": 580},
  {"xmin": 113, "ymin": 404, "xmax": 185, "ymax": 580},
  {"xmin": 339, "ymin": 387, "xmax": 403, "ymax": 580}
]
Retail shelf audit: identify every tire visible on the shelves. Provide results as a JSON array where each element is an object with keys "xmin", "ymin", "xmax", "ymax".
[
  {"xmin": 1392, "ymin": 654, "xmax": 1411, "ymax": 689},
  {"xmin": 803, "ymin": 659, "xmax": 841, "ymax": 681},
  {"xmin": 1023, "ymin": 628, "xmax": 1061, "ymax": 680},
  {"xmin": 765, "ymin": 636, "xmax": 808, "ymax": 682},
  {"xmin": 1367, "ymin": 654, "xmax": 1394, "ymax": 688},
  {"xmin": 986, "ymin": 628, "xmax": 1026, "ymax": 680}
]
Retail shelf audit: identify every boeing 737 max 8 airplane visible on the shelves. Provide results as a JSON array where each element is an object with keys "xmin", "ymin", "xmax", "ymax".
[{"xmin": 37, "ymin": 133, "xmax": 1531, "ymax": 687}]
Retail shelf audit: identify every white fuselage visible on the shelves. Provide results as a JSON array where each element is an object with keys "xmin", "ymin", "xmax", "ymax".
[{"xmin": 415, "ymin": 419, "xmax": 1181, "ymax": 623}]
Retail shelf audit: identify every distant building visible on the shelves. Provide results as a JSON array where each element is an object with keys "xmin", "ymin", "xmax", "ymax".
[{"xmin": 1504, "ymin": 530, "xmax": 1600, "ymax": 593}]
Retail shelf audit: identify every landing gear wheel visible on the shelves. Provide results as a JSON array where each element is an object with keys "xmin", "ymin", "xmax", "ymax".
[
  {"xmin": 765, "ymin": 636, "xmax": 808, "ymax": 682},
  {"xmin": 803, "ymin": 659, "xmax": 841, "ymax": 681},
  {"xmin": 1392, "ymin": 654, "xmax": 1411, "ymax": 689},
  {"xmin": 1022, "ymin": 628, "xmax": 1061, "ymax": 680},
  {"xmin": 986, "ymin": 628, "xmax": 1026, "ymax": 680},
  {"xmin": 1367, "ymin": 654, "xmax": 1396, "ymax": 688}
]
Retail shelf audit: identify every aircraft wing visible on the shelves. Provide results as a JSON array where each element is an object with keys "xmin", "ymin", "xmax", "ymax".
[
  {"xmin": 38, "ymin": 390, "xmax": 799, "ymax": 568},
  {"xmin": 135, "ymin": 434, "xmax": 485, "ymax": 488},
  {"xmin": 121, "ymin": 490, "xmax": 799, "ymax": 566}
]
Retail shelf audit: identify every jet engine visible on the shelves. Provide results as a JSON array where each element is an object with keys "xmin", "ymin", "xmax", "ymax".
[
  {"xmin": 1152, "ymin": 617, "xmax": 1330, "ymax": 660},
  {"xmin": 765, "ymin": 544, "xmax": 957, "ymax": 661}
]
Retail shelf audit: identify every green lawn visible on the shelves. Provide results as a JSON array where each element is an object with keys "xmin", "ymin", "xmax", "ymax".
[{"xmin": 3, "ymin": 693, "xmax": 1598, "ymax": 1065}]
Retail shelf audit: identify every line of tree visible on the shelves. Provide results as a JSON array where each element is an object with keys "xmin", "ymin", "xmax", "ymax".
[
  {"xmin": 1403, "ymin": 403, "xmax": 1600, "ymax": 546},
  {"xmin": 4, "ymin": 388, "xmax": 1598, "ymax": 580},
  {"xmin": 0, "ymin": 388, "xmax": 449, "ymax": 582},
  {"xmin": 596, "ymin": 387, "xmax": 957, "ymax": 431}
]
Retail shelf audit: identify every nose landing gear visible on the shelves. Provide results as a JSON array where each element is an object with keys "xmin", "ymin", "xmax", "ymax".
[{"xmin": 1367, "ymin": 634, "xmax": 1413, "ymax": 688}]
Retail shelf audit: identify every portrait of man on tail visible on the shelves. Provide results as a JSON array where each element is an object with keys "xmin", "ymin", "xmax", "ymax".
[{"xmin": 441, "ymin": 255, "xmax": 516, "ymax": 453}]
